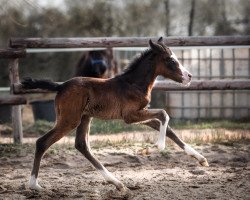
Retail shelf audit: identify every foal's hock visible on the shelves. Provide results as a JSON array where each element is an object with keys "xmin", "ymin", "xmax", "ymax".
[{"xmin": 22, "ymin": 38, "xmax": 208, "ymax": 192}]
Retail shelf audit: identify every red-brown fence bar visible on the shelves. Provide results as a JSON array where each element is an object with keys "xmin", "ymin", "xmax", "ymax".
[{"xmin": 0, "ymin": 96, "xmax": 26, "ymax": 105}]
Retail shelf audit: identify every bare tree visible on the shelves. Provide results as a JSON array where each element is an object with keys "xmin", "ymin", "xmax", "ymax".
[
  {"xmin": 164, "ymin": 0, "xmax": 170, "ymax": 36},
  {"xmin": 188, "ymin": 0, "xmax": 196, "ymax": 36},
  {"xmin": 214, "ymin": 0, "xmax": 236, "ymax": 35}
]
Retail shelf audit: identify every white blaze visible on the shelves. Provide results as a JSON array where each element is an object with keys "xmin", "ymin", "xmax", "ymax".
[{"xmin": 170, "ymin": 51, "xmax": 191, "ymax": 86}]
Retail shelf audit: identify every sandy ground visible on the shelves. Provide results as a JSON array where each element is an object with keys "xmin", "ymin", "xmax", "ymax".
[{"xmin": 0, "ymin": 135, "xmax": 249, "ymax": 200}]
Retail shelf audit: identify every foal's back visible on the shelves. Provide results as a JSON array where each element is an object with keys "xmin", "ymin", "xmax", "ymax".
[{"xmin": 57, "ymin": 77, "xmax": 149, "ymax": 120}]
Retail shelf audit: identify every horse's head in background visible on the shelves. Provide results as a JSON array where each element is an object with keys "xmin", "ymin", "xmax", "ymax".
[
  {"xmin": 75, "ymin": 50, "xmax": 108, "ymax": 78},
  {"xmin": 150, "ymin": 37, "xmax": 192, "ymax": 86}
]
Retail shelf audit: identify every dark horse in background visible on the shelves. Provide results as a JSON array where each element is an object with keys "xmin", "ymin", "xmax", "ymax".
[
  {"xmin": 22, "ymin": 38, "xmax": 209, "ymax": 193},
  {"xmin": 75, "ymin": 50, "xmax": 114, "ymax": 78}
]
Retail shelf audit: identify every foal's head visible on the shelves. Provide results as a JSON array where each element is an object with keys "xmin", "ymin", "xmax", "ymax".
[{"xmin": 150, "ymin": 38, "xmax": 192, "ymax": 86}]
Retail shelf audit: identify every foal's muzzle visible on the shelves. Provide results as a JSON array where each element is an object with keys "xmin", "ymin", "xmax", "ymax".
[{"xmin": 182, "ymin": 70, "xmax": 192, "ymax": 86}]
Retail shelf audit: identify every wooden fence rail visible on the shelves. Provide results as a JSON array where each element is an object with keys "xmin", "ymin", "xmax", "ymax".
[
  {"xmin": 9, "ymin": 36, "xmax": 250, "ymax": 48},
  {"xmin": 153, "ymin": 79, "xmax": 250, "ymax": 91},
  {"xmin": 0, "ymin": 48, "xmax": 26, "ymax": 58},
  {"xmin": 0, "ymin": 96, "xmax": 26, "ymax": 105}
]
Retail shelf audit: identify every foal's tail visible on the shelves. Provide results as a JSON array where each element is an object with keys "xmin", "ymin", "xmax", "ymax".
[{"xmin": 21, "ymin": 77, "xmax": 61, "ymax": 91}]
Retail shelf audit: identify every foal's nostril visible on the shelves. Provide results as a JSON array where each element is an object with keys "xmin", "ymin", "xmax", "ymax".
[{"xmin": 188, "ymin": 73, "xmax": 192, "ymax": 78}]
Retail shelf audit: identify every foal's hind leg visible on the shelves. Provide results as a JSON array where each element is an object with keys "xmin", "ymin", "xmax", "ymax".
[
  {"xmin": 144, "ymin": 121, "xmax": 209, "ymax": 166},
  {"xmin": 29, "ymin": 92, "xmax": 85, "ymax": 190},
  {"xmin": 29, "ymin": 123, "xmax": 76, "ymax": 190},
  {"xmin": 75, "ymin": 115, "xmax": 127, "ymax": 192}
]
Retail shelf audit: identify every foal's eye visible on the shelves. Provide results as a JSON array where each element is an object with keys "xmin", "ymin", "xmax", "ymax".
[
  {"xmin": 167, "ymin": 60, "xmax": 176, "ymax": 70},
  {"xmin": 169, "ymin": 60, "xmax": 175, "ymax": 65}
]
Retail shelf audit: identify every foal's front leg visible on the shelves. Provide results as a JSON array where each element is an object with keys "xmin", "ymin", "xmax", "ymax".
[
  {"xmin": 75, "ymin": 115, "xmax": 127, "ymax": 192},
  {"xmin": 124, "ymin": 109, "xmax": 169, "ymax": 150},
  {"xmin": 144, "ymin": 121, "xmax": 209, "ymax": 166}
]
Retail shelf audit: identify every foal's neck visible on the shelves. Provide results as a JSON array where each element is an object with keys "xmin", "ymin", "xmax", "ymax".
[{"xmin": 119, "ymin": 52, "xmax": 157, "ymax": 95}]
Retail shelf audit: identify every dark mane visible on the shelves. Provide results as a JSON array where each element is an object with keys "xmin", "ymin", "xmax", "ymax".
[{"xmin": 119, "ymin": 49, "xmax": 153, "ymax": 76}]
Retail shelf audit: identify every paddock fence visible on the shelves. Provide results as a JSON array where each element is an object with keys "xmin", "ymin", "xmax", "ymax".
[{"xmin": 0, "ymin": 36, "xmax": 249, "ymax": 144}]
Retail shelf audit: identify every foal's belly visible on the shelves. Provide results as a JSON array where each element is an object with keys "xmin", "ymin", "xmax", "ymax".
[{"xmin": 83, "ymin": 101, "xmax": 122, "ymax": 120}]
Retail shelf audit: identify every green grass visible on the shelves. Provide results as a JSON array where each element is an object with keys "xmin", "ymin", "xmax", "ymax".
[
  {"xmin": 22, "ymin": 119, "xmax": 149, "ymax": 136},
  {"xmin": 90, "ymin": 119, "xmax": 148, "ymax": 134},
  {"xmin": 24, "ymin": 120, "xmax": 54, "ymax": 136},
  {"xmin": 170, "ymin": 120, "xmax": 250, "ymax": 130},
  {"xmin": 1, "ymin": 119, "xmax": 250, "ymax": 137}
]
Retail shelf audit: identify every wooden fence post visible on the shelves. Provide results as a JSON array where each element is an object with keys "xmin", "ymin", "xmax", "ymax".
[
  {"xmin": 107, "ymin": 47, "xmax": 115, "ymax": 78},
  {"xmin": 9, "ymin": 58, "xmax": 23, "ymax": 144}
]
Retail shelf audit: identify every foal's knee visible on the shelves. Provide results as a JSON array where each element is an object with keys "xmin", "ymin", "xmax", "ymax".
[{"xmin": 158, "ymin": 110, "xmax": 169, "ymax": 125}]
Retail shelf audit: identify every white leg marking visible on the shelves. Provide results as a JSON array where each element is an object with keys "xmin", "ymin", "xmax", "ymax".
[
  {"xmin": 156, "ymin": 121, "xmax": 167, "ymax": 150},
  {"xmin": 29, "ymin": 175, "xmax": 43, "ymax": 191},
  {"xmin": 184, "ymin": 144, "xmax": 209, "ymax": 166},
  {"xmin": 156, "ymin": 113, "xmax": 169, "ymax": 150},
  {"xmin": 99, "ymin": 168, "xmax": 126, "ymax": 192},
  {"xmin": 99, "ymin": 168, "xmax": 120, "ymax": 184}
]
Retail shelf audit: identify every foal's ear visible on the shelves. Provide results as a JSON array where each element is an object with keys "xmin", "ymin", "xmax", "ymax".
[
  {"xmin": 149, "ymin": 39, "xmax": 164, "ymax": 53},
  {"xmin": 158, "ymin": 37, "xmax": 163, "ymax": 44}
]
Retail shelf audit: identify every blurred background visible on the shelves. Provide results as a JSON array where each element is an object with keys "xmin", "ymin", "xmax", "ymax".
[
  {"xmin": 0, "ymin": 0, "xmax": 249, "ymax": 123},
  {"xmin": 1, "ymin": 2, "xmax": 250, "ymax": 198}
]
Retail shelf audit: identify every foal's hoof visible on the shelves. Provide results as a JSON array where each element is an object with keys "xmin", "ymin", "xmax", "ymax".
[
  {"xmin": 29, "ymin": 177, "xmax": 43, "ymax": 191},
  {"xmin": 29, "ymin": 183, "xmax": 43, "ymax": 191},
  {"xmin": 108, "ymin": 185, "xmax": 131, "ymax": 199},
  {"xmin": 117, "ymin": 184, "xmax": 129, "ymax": 195},
  {"xmin": 199, "ymin": 158, "xmax": 209, "ymax": 167},
  {"xmin": 155, "ymin": 142, "xmax": 165, "ymax": 151}
]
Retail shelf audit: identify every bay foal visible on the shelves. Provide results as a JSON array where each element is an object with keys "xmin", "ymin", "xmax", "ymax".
[{"xmin": 22, "ymin": 38, "xmax": 208, "ymax": 192}]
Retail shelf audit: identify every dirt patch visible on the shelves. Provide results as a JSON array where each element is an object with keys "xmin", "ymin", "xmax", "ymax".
[{"xmin": 0, "ymin": 138, "xmax": 250, "ymax": 200}]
